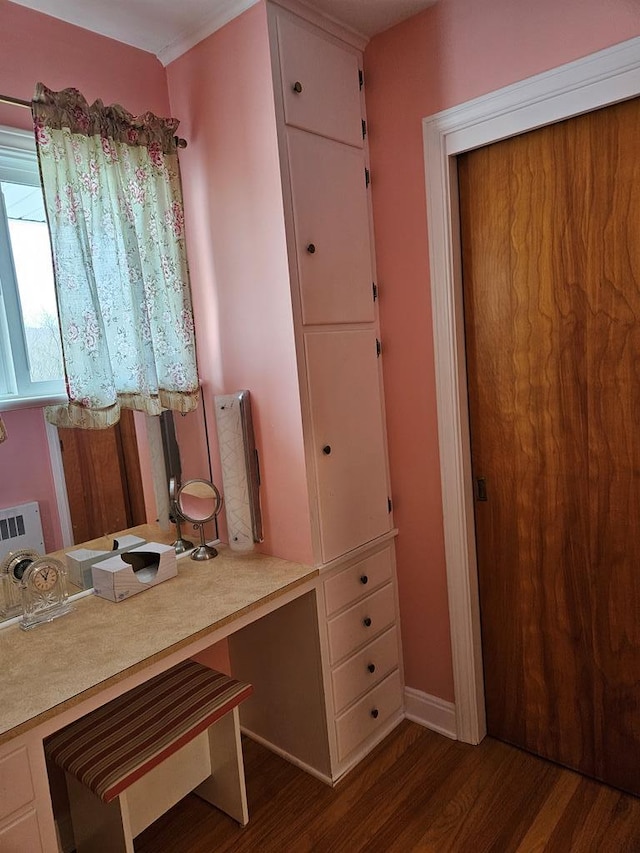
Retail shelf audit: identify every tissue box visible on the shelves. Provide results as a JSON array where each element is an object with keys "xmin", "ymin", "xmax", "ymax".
[
  {"xmin": 66, "ymin": 535, "xmax": 146, "ymax": 589},
  {"xmin": 91, "ymin": 542, "xmax": 177, "ymax": 602}
]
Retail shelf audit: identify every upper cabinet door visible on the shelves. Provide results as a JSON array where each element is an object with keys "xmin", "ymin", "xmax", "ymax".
[
  {"xmin": 305, "ymin": 329, "xmax": 391, "ymax": 562},
  {"xmin": 287, "ymin": 128, "xmax": 375, "ymax": 325},
  {"xmin": 277, "ymin": 16, "xmax": 363, "ymax": 148}
]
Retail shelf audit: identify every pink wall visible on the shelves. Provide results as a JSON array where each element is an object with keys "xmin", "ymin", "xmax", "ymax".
[
  {"xmin": 364, "ymin": 0, "xmax": 640, "ymax": 700},
  {"xmin": 0, "ymin": 0, "xmax": 170, "ymax": 551},
  {"xmin": 0, "ymin": 408, "xmax": 62, "ymax": 551},
  {"xmin": 0, "ymin": 0, "xmax": 169, "ymax": 129},
  {"xmin": 167, "ymin": 4, "xmax": 314, "ymax": 565}
]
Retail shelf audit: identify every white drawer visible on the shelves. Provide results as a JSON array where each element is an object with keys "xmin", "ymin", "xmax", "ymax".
[
  {"xmin": 335, "ymin": 669, "xmax": 402, "ymax": 761},
  {"xmin": 327, "ymin": 583, "xmax": 395, "ymax": 665},
  {"xmin": 331, "ymin": 626, "xmax": 399, "ymax": 714},
  {"xmin": 324, "ymin": 547, "xmax": 393, "ymax": 616},
  {"xmin": 0, "ymin": 808, "xmax": 43, "ymax": 852},
  {"xmin": 0, "ymin": 746, "xmax": 34, "ymax": 821}
]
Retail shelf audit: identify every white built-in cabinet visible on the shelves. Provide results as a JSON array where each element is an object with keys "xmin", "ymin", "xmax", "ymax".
[
  {"xmin": 0, "ymin": 735, "xmax": 57, "ymax": 852},
  {"xmin": 304, "ymin": 329, "xmax": 389, "ymax": 563},
  {"xmin": 229, "ymin": 3, "xmax": 404, "ymax": 781}
]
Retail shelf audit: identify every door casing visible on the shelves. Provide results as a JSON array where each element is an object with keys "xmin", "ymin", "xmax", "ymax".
[{"xmin": 422, "ymin": 35, "xmax": 640, "ymax": 744}]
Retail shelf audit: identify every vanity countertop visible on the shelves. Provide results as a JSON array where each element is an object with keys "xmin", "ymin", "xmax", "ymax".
[{"xmin": 0, "ymin": 543, "xmax": 317, "ymax": 745}]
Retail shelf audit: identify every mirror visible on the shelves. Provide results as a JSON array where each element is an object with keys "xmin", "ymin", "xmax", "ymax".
[
  {"xmin": 176, "ymin": 479, "xmax": 222, "ymax": 561},
  {"xmin": 0, "ymin": 402, "xmax": 215, "ymax": 619}
]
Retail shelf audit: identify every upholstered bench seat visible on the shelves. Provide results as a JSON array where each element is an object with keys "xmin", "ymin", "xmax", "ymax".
[{"xmin": 45, "ymin": 660, "xmax": 253, "ymax": 852}]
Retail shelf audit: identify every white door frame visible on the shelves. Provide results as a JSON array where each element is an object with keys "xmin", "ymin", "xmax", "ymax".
[{"xmin": 423, "ymin": 36, "xmax": 640, "ymax": 744}]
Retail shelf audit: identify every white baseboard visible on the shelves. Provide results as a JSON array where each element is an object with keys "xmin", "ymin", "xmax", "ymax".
[
  {"xmin": 240, "ymin": 726, "xmax": 334, "ymax": 786},
  {"xmin": 404, "ymin": 687, "xmax": 457, "ymax": 740}
]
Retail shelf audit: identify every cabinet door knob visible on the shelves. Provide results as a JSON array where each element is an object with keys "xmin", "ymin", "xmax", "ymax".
[
  {"xmin": 363, "ymin": 617, "xmax": 372, "ymax": 628},
  {"xmin": 306, "ymin": 243, "xmax": 316, "ymax": 254},
  {"xmin": 322, "ymin": 445, "xmax": 332, "ymax": 455},
  {"xmin": 367, "ymin": 663, "xmax": 376, "ymax": 673},
  {"xmin": 370, "ymin": 708, "xmax": 379, "ymax": 719},
  {"xmin": 293, "ymin": 81, "xmax": 303, "ymax": 93},
  {"xmin": 360, "ymin": 575, "xmax": 368, "ymax": 585}
]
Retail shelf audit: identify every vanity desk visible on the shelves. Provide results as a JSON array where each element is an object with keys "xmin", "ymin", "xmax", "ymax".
[
  {"xmin": 0, "ymin": 528, "xmax": 403, "ymax": 852},
  {"xmin": 0, "ymin": 540, "xmax": 319, "ymax": 852}
]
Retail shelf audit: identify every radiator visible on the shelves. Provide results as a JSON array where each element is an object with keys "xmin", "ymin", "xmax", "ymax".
[{"xmin": 0, "ymin": 501, "xmax": 45, "ymax": 558}]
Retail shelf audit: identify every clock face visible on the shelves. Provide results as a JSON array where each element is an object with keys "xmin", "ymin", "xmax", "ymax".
[{"xmin": 32, "ymin": 564, "xmax": 59, "ymax": 593}]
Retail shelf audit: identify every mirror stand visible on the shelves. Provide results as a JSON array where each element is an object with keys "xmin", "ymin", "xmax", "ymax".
[{"xmin": 190, "ymin": 526, "xmax": 218, "ymax": 561}]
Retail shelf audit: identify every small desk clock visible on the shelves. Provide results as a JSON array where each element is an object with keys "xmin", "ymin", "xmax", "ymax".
[{"xmin": 20, "ymin": 556, "xmax": 72, "ymax": 630}]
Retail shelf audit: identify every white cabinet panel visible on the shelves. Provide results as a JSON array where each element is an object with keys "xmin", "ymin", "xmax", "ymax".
[
  {"xmin": 277, "ymin": 16, "xmax": 363, "ymax": 148},
  {"xmin": 335, "ymin": 670, "xmax": 402, "ymax": 761},
  {"xmin": 324, "ymin": 547, "xmax": 393, "ymax": 616},
  {"xmin": 331, "ymin": 626, "xmax": 399, "ymax": 714},
  {"xmin": 0, "ymin": 746, "xmax": 34, "ymax": 821},
  {"xmin": 305, "ymin": 330, "xmax": 390, "ymax": 562},
  {"xmin": 0, "ymin": 810, "xmax": 43, "ymax": 853},
  {"xmin": 287, "ymin": 128, "xmax": 375, "ymax": 325},
  {"xmin": 327, "ymin": 584, "xmax": 395, "ymax": 665}
]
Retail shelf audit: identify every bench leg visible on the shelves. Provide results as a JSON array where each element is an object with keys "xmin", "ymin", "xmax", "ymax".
[
  {"xmin": 66, "ymin": 772, "xmax": 134, "ymax": 853},
  {"xmin": 194, "ymin": 706, "xmax": 249, "ymax": 826}
]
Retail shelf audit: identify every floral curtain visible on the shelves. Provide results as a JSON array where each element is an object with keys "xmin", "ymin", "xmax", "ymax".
[
  {"xmin": 0, "ymin": 415, "xmax": 6, "ymax": 444},
  {"xmin": 31, "ymin": 83, "xmax": 199, "ymax": 429}
]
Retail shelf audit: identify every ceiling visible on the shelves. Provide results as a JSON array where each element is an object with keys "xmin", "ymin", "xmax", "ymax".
[{"xmin": 8, "ymin": 0, "xmax": 437, "ymax": 66}]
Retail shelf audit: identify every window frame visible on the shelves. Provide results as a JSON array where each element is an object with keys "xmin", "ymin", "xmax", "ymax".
[{"xmin": 0, "ymin": 125, "xmax": 66, "ymax": 410}]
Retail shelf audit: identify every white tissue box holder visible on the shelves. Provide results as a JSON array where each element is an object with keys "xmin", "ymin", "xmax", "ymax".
[
  {"xmin": 66, "ymin": 535, "xmax": 146, "ymax": 589},
  {"xmin": 91, "ymin": 542, "xmax": 177, "ymax": 603}
]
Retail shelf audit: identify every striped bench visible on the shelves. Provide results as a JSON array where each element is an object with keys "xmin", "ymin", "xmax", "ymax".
[{"xmin": 45, "ymin": 660, "xmax": 253, "ymax": 853}]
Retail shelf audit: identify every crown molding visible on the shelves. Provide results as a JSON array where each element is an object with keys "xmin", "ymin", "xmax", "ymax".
[{"xmin": 159, "ymin": 0, "xmax": 260, "ymax": 66}]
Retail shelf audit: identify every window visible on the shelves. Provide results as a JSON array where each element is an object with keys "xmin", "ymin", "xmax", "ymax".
[{"xmin": 0, "ymin": 126, "xmax": 64, "ymax": 406}]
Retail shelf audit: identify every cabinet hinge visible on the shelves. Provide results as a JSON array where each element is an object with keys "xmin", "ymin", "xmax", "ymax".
[
  {"xmin": 372, "ymin": 282, "xmax": 378, "ymax": 302},
  {"xmin": 365, "ymin": 167, "xmax": 370, "ymax": 188},
  {"xmin": 376, "ymin": 338, "xmax": 382, "ymax": 357},
  {"xmin": 359, "ymin": 69, "xmax": 364, "ymax": 90},
  {"xmin": 388, "ymin": 497, "xmax": 393, "ymax": 513},
  {"xmin": 362, "ymin": 119, "xmax": 367, "ymax": 140}
]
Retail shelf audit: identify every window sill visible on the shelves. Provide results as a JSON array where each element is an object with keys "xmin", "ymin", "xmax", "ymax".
[{"xmin": 0, "ymin": 393, "xmax": 67, "ymax": 412}]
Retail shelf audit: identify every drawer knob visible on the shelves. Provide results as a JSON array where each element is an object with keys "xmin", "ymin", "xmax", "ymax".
[
  {"xmin": 367, "ymin": 663, "xmax": 376, "ymax": 673},
  {"xmin": 322, "ymin": 445, "xmax": 332, "ymax": 455},
  {"xmin": 370, "ymin": 708, "xmax": 379, "ymax": 719},
  {"xmin": 363, "ymin": 617, "xmax": 372, "ymax": 628},
  {"xmin": 360, "ymin": 575, "xmax": 368, "ymax": 585},
  {"xmin": 306, "ymin": 243, "xmax": 316, "ymax": 254},
  {"xmin": 293, "ymin": 81, "xmax": 303, "ymax": 93}
]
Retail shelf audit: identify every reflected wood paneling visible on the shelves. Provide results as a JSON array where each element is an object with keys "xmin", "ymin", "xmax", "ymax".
[
  {"xmin": 136, "ymin": 722, "xmax": 640, "ymax": 852},
  {"xmin": 59, "ymin": 408, "xmax": 146, "ymax": 545},
  {"xmin": 459, "ymin": 97, "xmax": 640, "ymax": 794}
]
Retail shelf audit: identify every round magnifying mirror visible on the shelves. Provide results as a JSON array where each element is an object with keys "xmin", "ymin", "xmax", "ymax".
[{"xmin": 176, "ymin": 479, "xmax": 222, "ymax": 560}]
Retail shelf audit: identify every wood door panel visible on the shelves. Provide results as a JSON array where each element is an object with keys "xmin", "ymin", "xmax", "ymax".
[{"xmin": 459, "ymin": 98, "xmax": 640, "ymax": 794}]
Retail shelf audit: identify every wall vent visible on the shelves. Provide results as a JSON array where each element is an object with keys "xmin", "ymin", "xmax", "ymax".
[{"xmin": 0, "ymin": 501, "xmax": 45, "ymax": 557}]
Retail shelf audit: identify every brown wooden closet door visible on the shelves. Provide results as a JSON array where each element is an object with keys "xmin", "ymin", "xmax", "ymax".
[{"xmin": 459, "ymin": 97, "xmax": 640, "ymax": 795}]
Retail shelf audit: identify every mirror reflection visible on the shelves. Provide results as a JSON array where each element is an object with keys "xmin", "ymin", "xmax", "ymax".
[
  {"xmin": 0, "ymin": 403, "xmax": 215, "ymax": 621},
  {"xmin": 177, "ymin": 479, "xmax": 221, "ymax": 523}
]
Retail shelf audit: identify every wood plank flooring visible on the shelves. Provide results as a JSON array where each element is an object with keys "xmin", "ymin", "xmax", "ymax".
[{"xmin": 136, "ymin": 721, "xmax": 640, "ymax": 852}]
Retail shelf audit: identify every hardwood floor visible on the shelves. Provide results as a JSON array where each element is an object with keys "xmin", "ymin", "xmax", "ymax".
[{"xmin": 136, "ymin": 721, "xmax": 640, "ymax": 852}]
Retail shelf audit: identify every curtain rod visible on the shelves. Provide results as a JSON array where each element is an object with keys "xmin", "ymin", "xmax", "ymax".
[{"xmin": 0, "ymin": 93, "xmax": 187, "ymax": 148}]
